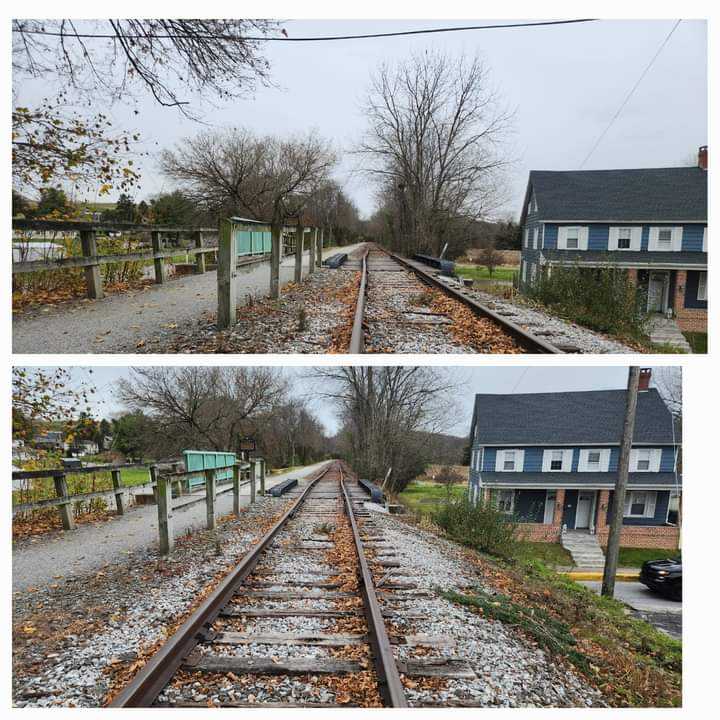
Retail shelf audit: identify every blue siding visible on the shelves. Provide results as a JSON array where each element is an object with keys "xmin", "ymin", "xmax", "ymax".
[
  {"xmin": 482, "ymin": 448, "xmax": 497, "ymax": 472},
  {"xmin": 523, "ymin": 447, "xmax": 543, "ymax": 472},
  {"xmin": 660, "ymin": 447, "xmax": 677, "ymax": 472},
  {"xmin": 540, "ymin": 222, "xmax": 706, "ymax": 254},
  {"xmin": 514, "ymin": 489, "xmax": 546, "ymax": 523},
  {"xmin": 684, "ymin": 270, "xmax": 708, "ymax": 309},
  {"xmin": 606, "ymin": 490, "xmax": 671, "ymax": 527}
]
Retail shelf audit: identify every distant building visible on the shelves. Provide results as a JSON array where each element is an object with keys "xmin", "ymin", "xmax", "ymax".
[
  {"xmin": 468, "ymin": 372, "xmax": 681, "ymax": 550},
  {"xmin": 519, "ymin": 146, "xmax": 708, "ymax": 334}
]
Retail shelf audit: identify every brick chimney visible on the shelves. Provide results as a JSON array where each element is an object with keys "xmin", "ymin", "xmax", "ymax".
[
  {"xmin": 698, "ymin": 145, "xmax": 708, "ymax": 170},
  {"xmin": 638, "ymin": 368, "xmax": 652, "ymax": 392}
]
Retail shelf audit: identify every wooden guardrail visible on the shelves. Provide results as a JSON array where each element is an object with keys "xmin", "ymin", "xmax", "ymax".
[
  {"xmin": 12, "ymin": 219, "xmax": 218, "ymax": 300},
  {"xmin": 12, "ymin": 457, "xmax": 268, "ymax": 556}
]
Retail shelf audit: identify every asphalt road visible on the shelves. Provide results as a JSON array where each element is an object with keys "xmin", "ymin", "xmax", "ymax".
[
  {"xmin": 12, "ymin": 461, "xmax": 330, "ymax": 593},
  {"xmin": 13, "ymin": 244, "xmax": 363, "ymax": 354},
  {"xmin": 581, "ymin": 580, "xmax": 682, "ymax": 639}
]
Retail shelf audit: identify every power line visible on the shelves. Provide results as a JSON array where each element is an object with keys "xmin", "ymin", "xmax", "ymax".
[
  {"xmin": 14, "ymin": 19, "xmax": 598, "ymax": 43},
  {"xmin": 579, "ymin": 19, "xmax": 682, "ymax": 169}
]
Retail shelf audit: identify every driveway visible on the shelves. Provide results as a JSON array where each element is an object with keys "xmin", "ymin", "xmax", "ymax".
[
  {"xmin": 12, "ymin": 461, "xmax": 330, "ymax": 593},
  {"xmin": 13, "ymin": 244, "xmax": 363, "ymax": 354},
  {"xmin": 581, "ymin": 581, "xmax": 682, "ymax": 639}
]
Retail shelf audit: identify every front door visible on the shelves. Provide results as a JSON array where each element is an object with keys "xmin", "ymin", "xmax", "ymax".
[
  {"xmin": 575, "ymin": 491, "xmax": 594, "ymax": 529},
  {"xmin": 647, "ymin": 272, "xmax": 668, "ymax": 313}
]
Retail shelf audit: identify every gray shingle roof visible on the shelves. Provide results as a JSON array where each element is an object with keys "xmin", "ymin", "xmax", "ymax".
[
  {"xmin": 480, "ymin": 472, "xmax": 680, "ymax": 488},
  {"xmin": 471, "ymin": 388, "xmax": 676, "ymax": 445},
  {"xmin": 526, "ymin": 167, "xmax": 707, "ymax": 222},
  {"xmin": 542, "ymin": 250, "xmax": 707, "ymax": 267}
]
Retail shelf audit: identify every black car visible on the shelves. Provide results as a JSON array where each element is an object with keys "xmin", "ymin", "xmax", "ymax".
[{"xmin": 640, "ymin": 557, "xmax": 682, "ymax": 601}]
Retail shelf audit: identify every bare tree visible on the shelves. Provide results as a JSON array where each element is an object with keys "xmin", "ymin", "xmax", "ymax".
[
  {"xmin": 13, "ymin": 19, "xmax": 278, "ymax": 115},
  {"xmin": 161, "ymin": 128, "xmax": 336, "ymax": 297},
  {"xmin": 479, "ymin": 241, "xmax": 503, "ymax": 277},
  {"xmin": 357, "ymin": 50, "xmax": 513, "ymax": 256},
  {"xmin": 652, "ymin": 367, "xmax": 682, "ymax": 418},
  {"xmin": 117, "ymin": 366, "xmax": 287, "ymax": 456},
  {"xmin": 312, "ymin": 367, "xmax": 457, "ymax": 492}
]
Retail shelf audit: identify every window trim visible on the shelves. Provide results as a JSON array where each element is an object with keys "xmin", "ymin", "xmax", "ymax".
[
  {"xmin": 557, "ymin": 225, "xmax": 588, "ymax": 251},
  {"xmin": 609, "ymin": 225, "xmax": 641, "ymax": 252},
  {"xmin": 542, "ymin": 448, "xmax": 572, "ymax": 472},
  {"xmin": 495, "ymin": 448, "xmax": 524, "ymax": 473},
  {"xmin": 698, "ymin": 271, "xmax": 707, "ymax": 301},
  {"xmin": 624, "ymin": 490, "xmax": 657, "ymax": 519},
  {"xmin": 630, "ymin": 448, "xmax": 662, "ymax": 473},
  {"xmin": 578, "ymin": 448, "xmax": 611, "ymax": 472},
  {"xmin": 648, "ymin": 226, "xmax": 683, "ymax": 252}
]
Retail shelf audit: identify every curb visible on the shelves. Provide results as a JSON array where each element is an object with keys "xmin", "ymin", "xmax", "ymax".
[{"xmin": 562, "ymin": 571, "xmax": 639, "ymax": 581}]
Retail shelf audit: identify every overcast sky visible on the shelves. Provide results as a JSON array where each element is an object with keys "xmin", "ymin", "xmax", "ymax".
[
  {"xmin": 13, "ymin": 18, "xmax": 707, "ymax": 219},
  {"xmin": 20, "ymin": 365, "xmax": 680, "ymax": 438}
]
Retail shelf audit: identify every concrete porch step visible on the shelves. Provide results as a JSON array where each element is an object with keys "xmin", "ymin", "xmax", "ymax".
[
  {"xmin": 561, "ymin": 530, "xmax": 606, "ymax": 569},
  {"xmin": 648, "ymin": 317, "xmax": 691, "ymax": 352}
]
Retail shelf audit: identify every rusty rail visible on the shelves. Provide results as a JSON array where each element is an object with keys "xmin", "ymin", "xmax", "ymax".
[
  {"xmin": 108, "ymin": 462, "xmax": 333, "ymax": 707},
  {"xmin": 339, "ymin": 467, "xmax": 408, "ymax": 707},
  {"xmin": 348, "ymin": 246, "xmax": 369, "ymax": 354}
]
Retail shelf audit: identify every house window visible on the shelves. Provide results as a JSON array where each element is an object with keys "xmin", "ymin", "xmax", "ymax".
[
  {"xmin": 656, "ymin": 228, "xmax": 672, "ymax": 249},
  {"xmin": 617, "ymin": 227, "xmax": 632, "ymax": 250},
  {"xmin": 587, "ymin": 451, "xmax": 601, "ymax": 469},
  {"xmin": 566, "ymin": 227, "xmax": 579, "ymax": 249},
  {"xmin": 624, "ymin": 490, "xmax": 657, "ymax": 519},
  {"xmin": 635, "ymin": 449, "xmax": 651, "ymax": 471},
  {"xmin": 497, "ymin": 489, "xmax": 515, "ymax": 513},
  {"xmin": 698, "ymin": 272, "xmax": 707, "ymax": 301},
  {"xmin": 550, "ymin": 450, "xmax": 563, "ymax": 471},
  {"xmin": 503, "ymin": 451, "xmax": 516, "ymax": 471}
]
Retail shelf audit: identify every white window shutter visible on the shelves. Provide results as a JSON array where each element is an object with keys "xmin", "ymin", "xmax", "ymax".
[
  {"xmin": 629, "ymin": 449, "xmax": 638, "ymax": 472},
  {"xmin": 533, "ymin": 227, "xmax": 539, "ymax": 249},
  {"xmin": 608, "ymin": 227, "xmax": 618, "ymax": 251},
  {"xmin": 632, "ymin": 227, "xmax": 642, "ymax": 251},
  {"xmin": 601, "ymin": 449, "xmax": 611, "ymax": 472},
  {"xmin": 517, "ymin": 450, "xmax": 525, "ymax": 472},
  {"xmin": 495, "ymin": 451, "xmax": 502, "ymax": 472},
  {"xmin": 648, "ymin": 227, "xmax": 658, "ymax": 251},
  {"xmin": 645, "ymin": 491, "xmax": 657, "ymax": 519},
  {"xmin": 672, "ymin": 227, "xmax": 683, "ymax": 252},
  {"xmin": 578, "ymin": 449, "xmax": 586, "ymax": 472},
  {"xmin": 562, "ymin": 449, "xmax": 573, "ymax": 472},
  {"xmin": 703, "ymin": 227, "xmax": 707, "ymax": 252},
  {"xmin": 579, "ymin": 227, "xmax": 589, "ymax": 250},
  {"xmin": 624, "ymin": 493, "xmax": 632, "ymax": 516},
  {"xmin": 651, "ymin": 449, "xmax": 662, "ymax": 472},
  {"xmin": 542, "ymin": 450, "xmax": 551, "ymax": 472},
  {"xmin": 557, "ymin": 226, "xmax": 567, "ymax": 249}
]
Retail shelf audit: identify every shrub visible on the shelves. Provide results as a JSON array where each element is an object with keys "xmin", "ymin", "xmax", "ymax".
[
  {"xmin": 525, "ymin": 263, "xmax": 648, "ymax": 339},
  {"xmin": 432, "ymin": 495, "xmax": 518, "ymax": 558}
]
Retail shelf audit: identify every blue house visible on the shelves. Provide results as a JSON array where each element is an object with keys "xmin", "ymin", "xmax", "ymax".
[
  {"xmin": 468, "ymin": 375, "xmax": 681, "ymax": 550},
  {"xmin": 519, "ymin": 147, "xmax": 707, "ymax": 334}
]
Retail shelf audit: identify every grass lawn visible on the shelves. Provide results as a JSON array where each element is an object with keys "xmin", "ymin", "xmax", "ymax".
[
  {"xmin": 398, "ymin": 479, "xmax": 466, "ymax": 515},
  {"xmin": 683, "ymin": 331, "xmax": 707, "ymax": 354},
  {"xmin": 455, "ymin": 264, "xmax": 517, "ymax": 283},
  {"xmin": 514, "ymin": 541, "xmax": 574, "ymax": 567},
  {"xmin": 618, "ymin": 546, "xmax": 679, "ymax": 568}
]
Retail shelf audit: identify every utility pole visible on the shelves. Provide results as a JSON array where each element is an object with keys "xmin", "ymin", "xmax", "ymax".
[{"xmin": 602, "ymin": 366, "xmax": 641, "ymax": 597}]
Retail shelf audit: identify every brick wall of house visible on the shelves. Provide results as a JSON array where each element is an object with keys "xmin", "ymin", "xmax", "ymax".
[
  {"xmin": 673, "ymin": 269, "xmax": 707, "ymax": 332},
  {"xmin": 596, "ymin": 525, "xmax": 680, "ymax": 549},
  {"xmin": 516, "ymin": 523, "xmax": 562, "ymax": 542}
]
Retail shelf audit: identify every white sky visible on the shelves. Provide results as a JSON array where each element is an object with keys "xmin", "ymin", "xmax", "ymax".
[
  {"xmin": 17, "ymin": 365, "xmax": 679, "ymax": 438},
  {"xmin": 13, "ymin": 18, "xmax": 707, "ymax": 219}
]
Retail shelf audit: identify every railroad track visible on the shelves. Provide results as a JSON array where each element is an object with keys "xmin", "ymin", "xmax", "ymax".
[
  {"xmin": 347, "ymin": 243, "xmax": 561, "ymax": 354},
  {"xmin": 108, "ymin": 462, "xmax": 413, "ymax": 708}
]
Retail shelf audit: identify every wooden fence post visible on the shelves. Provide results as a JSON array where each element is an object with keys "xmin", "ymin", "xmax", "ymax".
[
  {"xmin": 317, "ymin": 227, "xmax": 324, "ymax": 267},
  {"xmin": 217, "ymin": 219, "xmax": 237, "ymax": 329},
  {"xmin": 111, "ymin": 469, "xmax": 125, "ymax": 516},
  {"xmin": 54, "ymin": 472, "xmax": 75, "ymax": 530},
  {"xmin": 232, "ymin": 463, "xmax": 241, "ymax": 516},
  {"xmin": 193, "ymin": 230, "xmax": 206, "ymax": 274},
  {"xmin": 80, "ymin": 229, "xmax": 104, "ymax": 299},
  {"xmin": 294, "ymin": 224, "xmax": 304, "ymax": 283},
  {"xmin": 205, "ymin": 468, "xmax": 217, "ymax": 530},
  {"xmin": 151, "ymin": 230, "xmax": 166, "ymax": 284},
  {"xmin": 250, "ymin": 461, "xmax": 257, "ymax": 505},
  {"xmin": 258, "ymin": 458, "xmax": 266, "ymax": 495},
  {"xmin": 270, "ymin": 223, "xmax": 282, "ymax": 299},
  {"xmin": 153, "ymin": 466, "xmax": 174, "ymax": 555}
]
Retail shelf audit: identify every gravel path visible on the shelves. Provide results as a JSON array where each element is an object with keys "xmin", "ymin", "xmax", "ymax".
[
  {"xmin": 441, "ymin": 279, "xmax": 635, "ymax": 354},
  {"xmin": 12, "ymin": 246, "xmax": 363, "ymax": 354},
  {"xmin": 12, "ymin": 462, "xmax": 329, "ymax": 593}
]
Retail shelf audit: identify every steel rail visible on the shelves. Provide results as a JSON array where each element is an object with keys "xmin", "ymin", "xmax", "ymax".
[
  {"xmin": 339, "ymin": 468, "xmax": 409, "ymax": 708},
  {"xmin": 381, "ymin": 247, "xmax": 562, "ymax": 354},
  {"xmin": 348, "ymin": 246, "xmax": 369, "ymax": 354},
  {"xmin": 108, "ymin": 462, "xmax": 336, "ymax": 708}
]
